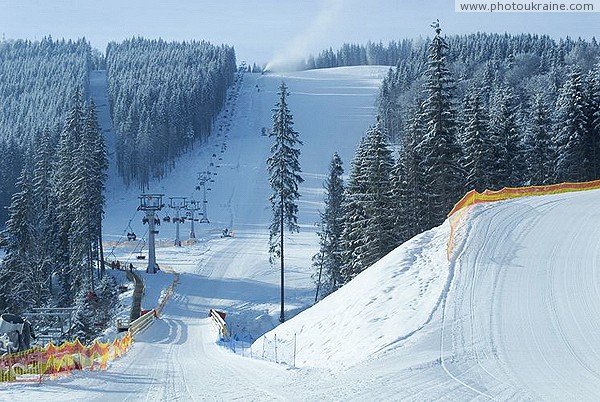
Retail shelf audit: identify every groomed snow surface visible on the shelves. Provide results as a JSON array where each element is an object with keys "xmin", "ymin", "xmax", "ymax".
[{"xmin": 4, "ymin": 66, "xmax": 600, "ymax": 400}]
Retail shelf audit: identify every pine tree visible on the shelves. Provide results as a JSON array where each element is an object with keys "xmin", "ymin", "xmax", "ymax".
[
  {"xmin": 586, "ymin": 63, "xmax": 600, "ymax": 178},
  {"xmin": 488, "ymin": 84, "xmax": 525, "ymax": 188},
  {"xmin": 68, "ymin": 101, "xmax": 108, "ymax": 292},
  {"xmin": 85, "ymin": 102, "xmax": 108, "ymax": 279},
  {"xmin": 418, "ymin": 21, "xmax": 463, "ymax": 227},
  {"xmin": 266, "ymin": 82, "xmax": 304, "ymax": 322},
  {"xmin": 54, "ymin": 90, "xmax": 85, "ymax": 304},
  {"xmin": 0, "ymin": 164, "xmax": 35, "ymax": 312},
  {"xmin": 460, "ymin": 90, "xmax": 493, "ymax": 191},
  {"xmin": 525, "ymin": 94, "xmax": 555, "ymax": 185},
  {"xmin": 29, "ymin": 129, "xmax": 60, "ymax": 305},
  {"xmin": 340, "ymin": 122, "xmax": 396, "ymax": 283},
  {"xmin": 313, "ymin": 153, "xmax": 345, "ymax": 301},
  {"xmin": 554, "ymin": 67, "xmax": 591, "ymax": 182},
  {"xmin": 392, "ymin": 101, "xmax": 426, "ymax": 242}
]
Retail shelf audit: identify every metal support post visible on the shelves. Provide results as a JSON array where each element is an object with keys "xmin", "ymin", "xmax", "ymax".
[{"xmin": 138, "ymin": 194, "xmax": 164, "ymax": 274}]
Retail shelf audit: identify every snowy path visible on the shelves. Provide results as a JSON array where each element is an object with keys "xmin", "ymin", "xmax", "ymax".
[
  {"xmin": 1, "ymin": 67, "xmax": 388, "ymax": 400},
  {"xmin": 8, "ymin": 66, "xmax": 600, "ymax": 400},
  {"xmin": 437, "ymin": 190, "xmax": 600, "ymax": 399}
]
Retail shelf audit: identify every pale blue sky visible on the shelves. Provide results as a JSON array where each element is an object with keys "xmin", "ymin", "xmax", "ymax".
[{"xmin": 0, "ymin": 0, "xmax": 597, "ymax": 65}]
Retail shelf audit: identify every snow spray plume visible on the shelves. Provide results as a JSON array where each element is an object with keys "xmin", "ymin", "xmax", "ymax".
[{"xmin": 265, "ymin": 0, "xmax": 343, "ymax": 72}]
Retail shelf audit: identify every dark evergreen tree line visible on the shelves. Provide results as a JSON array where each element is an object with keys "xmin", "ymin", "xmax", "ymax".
[
  {"xmin": 376, "ymin": 30, "xmax": 600, "ymax": 244},
  {"xmin": 316, "ymin": 29, "xmax": 600, "ymax": 292},
  {"xmin": 0, "ymin": 37, "xmax": 91, "ymax": 226},
  {"xmin": 0, "ymin": 93, "xmax": 108, "ymax": 325},
  {"xmin": 105, "ymin": 38, "xmax": 236, "ymax": 190}
]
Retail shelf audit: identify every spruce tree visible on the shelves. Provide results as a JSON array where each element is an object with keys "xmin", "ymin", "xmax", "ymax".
[
  {"xmin": 341, "ymin": 122, "xmax": 396, "ymax": 283},
  {"xmin": 54, "ymin": 90, "xmax": 85, "ymax": 304},
  {"xmin": 488, "ymin": 84, "xmax": 525, "ymax": 188},
  {"xmin": 266, "ymin": 82, "xmax": 303, "ymax": 322},
  {"xmin": 393, "ymin": 101, "xmax": 426, "ymax": 242},
  {"xmin": 418, "ymin": 21, "xmax": 463, "ymax": 227},
  {"xmin": 554, "ymin": 67, "xmax": 591, "ymax": 182},
  {"xmin": 526, "ymin": 94, "xmax": 555, "ymax": 185},
  {"xmin": 586, "ymin": 63, "xmax": 600, "ymax": 178},
  {"xmin": 0, "ymin": 163, "xmax": 35, "ymax": 312},
  {"xmin": 313, "ymin": 153, "xmax": 345, "ymax": 301},
  {"xmin": 460, "ymin": 91, "xmax": 493, "ymax": 192}
]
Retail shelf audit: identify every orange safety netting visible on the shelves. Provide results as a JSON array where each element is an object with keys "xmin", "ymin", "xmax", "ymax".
[
  {"xmin": 0, "ymin": 332, "xmax": 132, "ymax": 382},
  {"xmin": 1, "ymin": 260, "xmax": 180, "ymax": 383},
  {"xmin": 446, "ymin": 179, "xmax": 600, "ymax": 259}
]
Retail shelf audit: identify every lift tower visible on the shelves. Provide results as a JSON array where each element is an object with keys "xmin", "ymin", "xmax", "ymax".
[
  {"xmin": 138, "ymin": 194, "xmax": 164, "ymax": 274},
  {"xmin": 169, "ymin": 197, "xmax": 187, "ymax": 247},
  {"xmin": 185, "ymin": 199, "xmax": 202, "ymax": 239},
  {"xmin": 196, "ymin": 171, "xmax": 212, "ymax": 223}
]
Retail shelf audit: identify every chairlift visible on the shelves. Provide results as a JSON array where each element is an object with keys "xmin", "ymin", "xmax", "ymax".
[
  {"xmin": 142, "ymin": 217, "xmax": 149, "ymax": 224},
  {"xmin": 136, "ymin": 240, "xmax": 146, "ymax": 260},
  {"xmin": 163, "ymin": 215, "xmax": 171, "ymax": 223},
  {"xmin": 126, "ymin": 232, "xmax": 137, "ymax": 241}
]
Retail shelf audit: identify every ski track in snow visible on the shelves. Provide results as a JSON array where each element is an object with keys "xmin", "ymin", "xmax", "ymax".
[{"xmin": 5, "ymin": 66, "xmax": 600, "ymax": 399}]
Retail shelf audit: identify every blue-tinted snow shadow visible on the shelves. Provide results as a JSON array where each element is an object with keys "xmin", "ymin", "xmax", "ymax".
[
  {"xmin": 137, "ymin": 316, "xmax": 188, "ymax": 345},
  {"xmin": 160, "ymin": 272, "xmax": 311, "ymax": 341}
]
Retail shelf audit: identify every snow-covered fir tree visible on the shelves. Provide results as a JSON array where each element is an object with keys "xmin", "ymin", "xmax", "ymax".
[
  {"xmin": 266, "ymin": 81, "xmax": 303, "ymax": 322},
  {"xmin": 341, "ymin": 122, "xmax": 396, "ymax": 283},
  {"xmin": 313, "ymin": 153, "xmax": 345, "ymax": 301},
  {"xmin": 488, "ymin": 84, "xmax": 525, "ymax": 188},
  {"xmin": 554, "ymin": 67, "xmax": 592, "ymax": 182},
  {"xmin": 459, "ymin": 90, "xmax": 493, "ymax": 192},
  {"xmin": 418, "ymin": 21, "xmax": 463, "ymax": 227},
  {"xmin": 392, "ymin": 100, "xmax": 426, "ymax": 242},
  {"xmin": 54, "ymin": 90, "xmax": 86, "ymax": 302},
  {"xmin": 0, "ymin": 165, "xmax": 35, "ymax": 312},
  {"xmin": 525, "ymin": 93, "xmax": 555, "ymax": 185},
  {"xmin": 585, "ymin": 63, "xmax": 600, "ymax": 178}
]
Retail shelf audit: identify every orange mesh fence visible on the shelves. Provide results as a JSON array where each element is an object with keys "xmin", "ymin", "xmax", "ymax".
[
  {"xmin": 447, "ymin": 179, "xmax": 600, "ymax": 259},
  {"xmin": 1, "ymin": 264, "xmax": 178, "ymax": 383},
  {"xmin": 0, "ymin": 331, "xmax": 133, "ymax": 383}
]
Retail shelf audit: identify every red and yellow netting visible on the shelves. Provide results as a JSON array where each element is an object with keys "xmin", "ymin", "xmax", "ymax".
[
  {"xmin": 1, "ymin": 269, "xmax": 179, "ymax": 383},
  {"xmin": 447, "ymin": 179, "xmax": 600, "ymax": 259},
  {"xmin": 0, "ymin": 332, "xmax": 133, "ymax": 383}
]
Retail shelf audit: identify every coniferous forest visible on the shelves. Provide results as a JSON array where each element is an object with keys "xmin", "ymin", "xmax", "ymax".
[
  {"xmin": 2, "ymin": 29, "xmax": 600, "ymax": 332},
  {"xmin": 312, "ymin": 31, "xmax": 600, "ymax": 299},
  {"xmin": 0, "ymin": 37, "xmax": 236, "ymax": 337},
  {"xmin": 106, "ymin": 38, "xmax": 236, "ymax": 189},
  {"xmin": 0, "ymin": 38, "xmax": 93, "ymax": 225}
]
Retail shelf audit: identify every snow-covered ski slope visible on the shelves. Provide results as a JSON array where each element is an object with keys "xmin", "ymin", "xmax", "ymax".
[{"xmin": 6, "ymin": 66, "xmax": 600, "ymax": 400}]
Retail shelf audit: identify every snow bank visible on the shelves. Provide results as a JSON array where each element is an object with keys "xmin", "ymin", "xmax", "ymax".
[{"xmin": 251, "ymin": 220, "xmax": 450, "ymax": 369}]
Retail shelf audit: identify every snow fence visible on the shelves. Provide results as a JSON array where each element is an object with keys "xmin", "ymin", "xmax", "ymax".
[
  {"xmin": 447, "ymin": 179, "xmax": 600, "ymax": 259},
  {"xmin": 0, "ymin": 334, "xmax": 132, "ymax": 383},
  {"xmin": 0, "ymin": 270, "xmax": 179, "ymax": 383}
]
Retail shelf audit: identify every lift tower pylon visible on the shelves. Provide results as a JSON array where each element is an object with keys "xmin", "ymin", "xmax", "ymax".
[
  {"xmin": 169, "ymin": 197, "xmax": 187, "ymax": 247},
  {"xmin": 138, "ymin": 194, "xmax": 164, "ymax": 274},
  {"xmin": 186, "ymin": 199, "xmax": 202, "ymax": 239}
]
